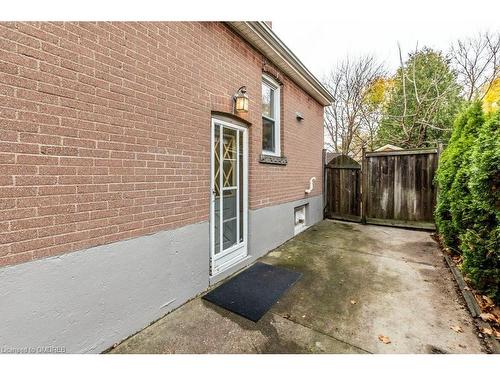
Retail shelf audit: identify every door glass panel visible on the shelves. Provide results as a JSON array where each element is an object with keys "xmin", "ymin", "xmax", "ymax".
[
  {"xmin": 212, "ymin": 123, "xmax": 246, "ymax": 260},
  {"xmin": 222, "ymin": 126, "xmax": 238, "ymax": 250},
  {"xmin": 223, "ymin": 160, "xmax": 235, "ymax": 188},
  {"xmin": 222, "ymin": 190, "xmax": 237, "ymax": 250},
  {"xmin": 222, "ymin": 127, "xmax": 237, "ymax": 188},
  {"xmin": 239, "ymin": 131, "xmax": 244, "ymax": 242},
  {"xmin": 213, "ymin": 125, "xmax": 221, "ymax": 254},
  {"xmin": 214, "ymin": 126, "xmax": 220, "ymax": 197}
]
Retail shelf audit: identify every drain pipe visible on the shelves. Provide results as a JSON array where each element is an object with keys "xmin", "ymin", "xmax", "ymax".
[{"xmin": 305, "ymin": 177, "xmax": 316, "ymax": 194}]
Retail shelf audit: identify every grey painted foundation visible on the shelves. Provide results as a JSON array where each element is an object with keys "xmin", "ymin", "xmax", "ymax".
[
  {"xmin": 0, "ymin": 221, "xmax": 209, "ymax": 354},
  {"xmin": 248, "ymin": 194, "xmax": 323, "ymax": 260},
  {"xmin": 0, "ymin": 194, "xmax": 323, "ymax": 353}
]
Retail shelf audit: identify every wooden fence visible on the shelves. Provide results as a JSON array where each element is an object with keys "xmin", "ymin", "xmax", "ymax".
[
  {"xmin": 325, "ymin": 147, "xmax": 439, "ymax": 230},
  {"xmin": 325, "ymin": 155, "xmax": 362, "ymax": 222},
  {"xmin": 362, "ymin": 148, "xmax": 438, "ymax": 229}
]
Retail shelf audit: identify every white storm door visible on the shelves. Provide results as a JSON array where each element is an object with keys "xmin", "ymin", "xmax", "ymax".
[{"xmin": 210, "ymin": 118, "xmax": 248, "ymax": 276}]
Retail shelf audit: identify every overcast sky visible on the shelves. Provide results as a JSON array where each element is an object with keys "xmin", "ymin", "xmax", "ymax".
[
  {"xmin": 272, "ymin": 1, "xmax": 500, "ymax": 80},
  {"xmin": 4, "ymin": 1, "xmax": 500, "ymax": 82}
]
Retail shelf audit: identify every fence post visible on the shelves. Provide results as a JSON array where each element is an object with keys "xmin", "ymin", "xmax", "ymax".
[
  {"xmin": 436, "ymin": 142, "xmax": 443, "ymax": 163},
  {"xmin": 361, "ymin": 147, "xmax": 367, "ymax": 224},
  {"xmin": 322, "ymin": 149, "xmax": 327, "ymax": 219},
  {"xmin": 435, "ymin": 141, "xmax": 443, "ymax": 197}
]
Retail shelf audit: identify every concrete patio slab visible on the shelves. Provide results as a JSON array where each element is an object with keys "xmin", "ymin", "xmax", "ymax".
[
  {"xmin": 109, "ymin": 297, "xmax": 365, "ymax": 354},
  {"xmin": 109, "ymin": 220, "xmax": 485, "ymax": 354}
]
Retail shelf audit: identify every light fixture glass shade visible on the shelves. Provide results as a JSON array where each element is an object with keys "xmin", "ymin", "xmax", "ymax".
[
  {"xmin": 235, "ymin": 96, "xmax": 249, "ymax": 112},
  {"xmin": 234, "ymin": 86, "xmax": 249, "ymax": 113}
]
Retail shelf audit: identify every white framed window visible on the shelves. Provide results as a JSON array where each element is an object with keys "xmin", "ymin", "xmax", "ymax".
[
  {"xmin": 261, "ymin": 75, "xmax": 281, "ymax": 156},
  {"xmin": 294, "ymin": 204, "xmax": 307, "ymax": 235}
]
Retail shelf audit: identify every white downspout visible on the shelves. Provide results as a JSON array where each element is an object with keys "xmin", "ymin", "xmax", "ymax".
[{"xmin": 305, "ymin": 177, "xmax": 316, "ymax": 194}]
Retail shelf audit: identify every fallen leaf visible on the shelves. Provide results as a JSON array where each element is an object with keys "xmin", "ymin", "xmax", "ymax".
[
  {"xmin": 450, "ymin": 325, "xmax": 463, "ymax": 333},
  {"xmin": 479, "ymin": 313, "xmax": 496, "ymax": 322},
  {"xmin": 378, "ymin": 335, "xmax": 391, "ymax": 344},
  {"xmin": 483, "ymin": 295, "xmax": 494, "ymax": 303},
  {"xmin": 492, "ymin": 306, "xmax": 500, "ymax": 317},
  {"xmin": 480, "ymin": 327, "xmax": 493, "ymax": 336},
  {"xmin": 350, "ymin": 300, "xmax": 357, "ymax": 305}
]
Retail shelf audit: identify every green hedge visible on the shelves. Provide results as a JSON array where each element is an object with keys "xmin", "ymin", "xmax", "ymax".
[
  {"xmin": 461, "ymin": 109, "xmax": 500, "ymax": 302},
  {"xmin": 435, "ymin": 102, "xmax": 484, "ymax": 249},
  {"xmin": 435, "ymin": 102, "xmax": 500, "ymax": 303}
]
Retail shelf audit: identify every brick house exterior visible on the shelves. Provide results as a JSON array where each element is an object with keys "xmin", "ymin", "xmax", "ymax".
[{"xmin": 0, "ymin": 22, "xmax": 333, "ymax": 352}]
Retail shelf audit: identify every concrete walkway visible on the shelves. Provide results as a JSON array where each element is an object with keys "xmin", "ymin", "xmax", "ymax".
[{"xmin": 110, "ymin": 220, "xmax": 485, "ymax": 354}]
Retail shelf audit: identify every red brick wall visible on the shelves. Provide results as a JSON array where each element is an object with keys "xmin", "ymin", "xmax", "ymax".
[{"xmin": 0, "ymin": 22, "xmax": 324, "ymax": 267}]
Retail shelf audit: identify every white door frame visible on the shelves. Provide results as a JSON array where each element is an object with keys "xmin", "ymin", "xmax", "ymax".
[{"xmin": 210, "ymin": 117, "xmax": 248, "ymax": 275}]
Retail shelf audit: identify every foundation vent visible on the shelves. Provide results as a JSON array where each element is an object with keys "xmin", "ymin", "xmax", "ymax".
[{"xmin": 294, "ymin": 205, "xmax": 307, "ymax": 235}]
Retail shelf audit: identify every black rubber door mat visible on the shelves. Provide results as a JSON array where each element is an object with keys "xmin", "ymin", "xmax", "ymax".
[{"xmin": 202, "ymin": 262, "xmax": 302, "ymax": 322}]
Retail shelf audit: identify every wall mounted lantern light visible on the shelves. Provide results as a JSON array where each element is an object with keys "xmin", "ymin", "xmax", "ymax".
[{"xmin": 233, "ymin": 86, "xmax": 249, "ymax": 114}]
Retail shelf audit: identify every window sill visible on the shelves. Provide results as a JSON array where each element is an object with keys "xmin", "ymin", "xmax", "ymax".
[{"xmin": 259, "ymin": 154, "xmax": 288, "ymax": 165}]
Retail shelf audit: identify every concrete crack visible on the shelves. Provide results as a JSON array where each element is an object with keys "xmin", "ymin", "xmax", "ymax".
[{"xmin": 275, "ymin": 313, "xmax": 373, "ymax": 354}]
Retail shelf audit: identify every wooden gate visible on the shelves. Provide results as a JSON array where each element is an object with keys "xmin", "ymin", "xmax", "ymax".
[
  {"xmin": 362, "ymin": 148, "xmax": 438, "ymax": 229},
  {"xmin": 325, "ymin": 154, "xmax": 362, "ymax": 222},
  {"xmin": 325, "ymin": 148, "xmax": 439, "ymax": 229}
]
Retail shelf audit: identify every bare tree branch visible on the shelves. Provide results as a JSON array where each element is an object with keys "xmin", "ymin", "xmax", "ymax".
[
  {"xmin": 450, "ymin": 32, "xmax": 500, "ymax": 100},
  {"xmin": 323, "ymin": 55, "xmax": 386, "ymax": 157},
  {"xmin": 398, "ymin": 43, "xmax": 408, "ymax": 121}
]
